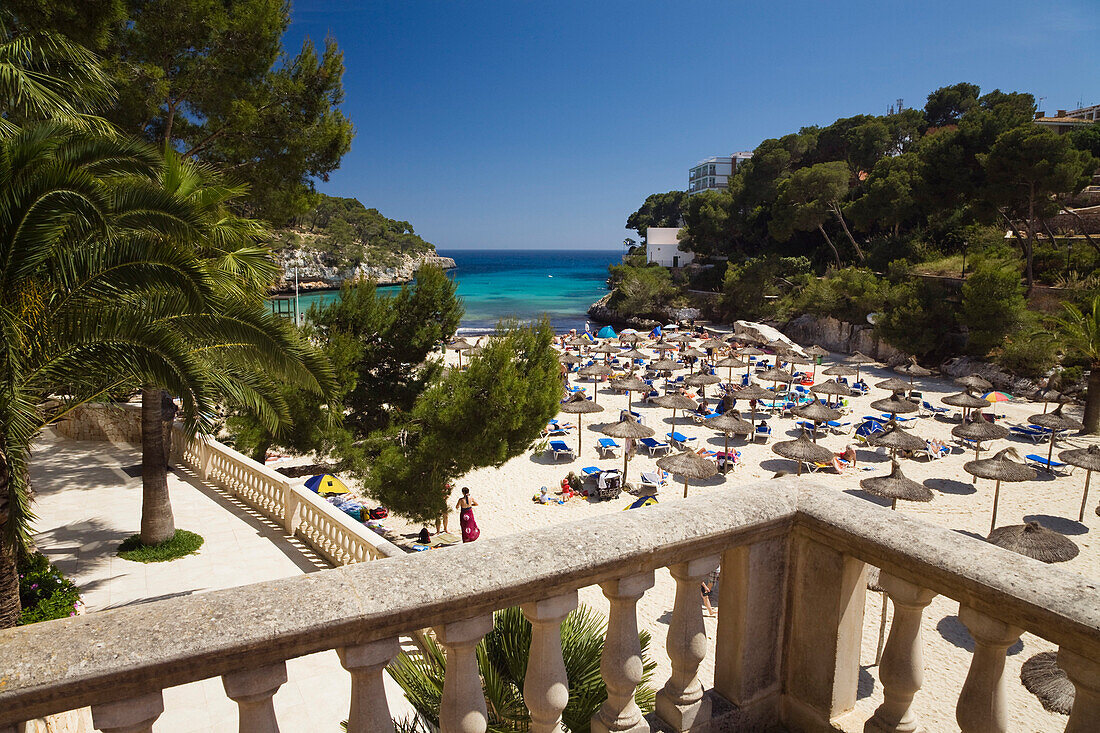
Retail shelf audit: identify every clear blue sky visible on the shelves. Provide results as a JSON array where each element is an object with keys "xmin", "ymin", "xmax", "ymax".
[{"xmin": 285, "ymin": 0, "xmax": 1099, "ymax": 250}]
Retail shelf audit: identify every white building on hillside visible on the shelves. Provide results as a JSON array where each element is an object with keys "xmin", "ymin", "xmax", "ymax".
[
  {"xmin": 688, "ymin": 152, "xmax": 753, "ymax": 194},
  {"xmin": 646, "ymin": 227, "xmax": 694, "ymax": 268}
]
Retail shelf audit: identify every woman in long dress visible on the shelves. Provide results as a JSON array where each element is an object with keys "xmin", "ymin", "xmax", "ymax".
[{"xmin": 457, "ymin": 487, "xmax": 480, "ymax": 543}]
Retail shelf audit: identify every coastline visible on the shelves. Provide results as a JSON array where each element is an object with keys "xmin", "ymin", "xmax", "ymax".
[{"xmin": 270, "ymin": 253, "xmax": 456, "ymax": 294}]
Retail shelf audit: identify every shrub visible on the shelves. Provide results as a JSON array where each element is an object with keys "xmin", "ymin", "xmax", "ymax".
[
  {"xmin": 960, "ymin": 259, "xmax": 1027, "ymax": 357},
  {"xmin": 118, "ymin": 529, "xmax": 204, "ymax": 563},
  {"xmin": 18, "ymin": 552, "xmax": 82, "ymax": 625},
  {"xmin": 875, "ymin": 278, "xmax": 958, "ymax": 356},
  {"xmin": 607, "ymin": 263, "xmax": 677, "ymax": 319},
  {"xmin": 996, "ymin": 322, "xmax": 1058, "ymax": 377},
  {"xmin": 783, "ymin": 267, "xmax": 886, "ymax": 324},
  {"xmin": 719, "ymin": 256, "xmax": 810, "ymax": 321}
]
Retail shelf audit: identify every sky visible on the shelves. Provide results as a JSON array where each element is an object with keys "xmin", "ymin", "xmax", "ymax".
[{"xmin": 285, "ymin": 1, "xmax": 1100, "ymax": 250}]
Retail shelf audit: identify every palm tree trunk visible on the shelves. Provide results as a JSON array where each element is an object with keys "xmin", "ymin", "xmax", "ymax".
[
  {"xmin": 1084, "ymin": 366, "xmax": 1100, "ymax": 435},
  {"xmin": 0, "ymin": 543, "xmax": 19, "ymax": 629},
  {"xmin": 141, "ymin": 387, "xmax": 176, "ymax": 545}
]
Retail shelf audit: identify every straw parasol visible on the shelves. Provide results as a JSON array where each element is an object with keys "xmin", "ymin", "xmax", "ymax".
[
  {"xmin": 986, "ymin": 521, "xmax": 1079, "ymax": 563},
  {"xmin": 942, "ymin": 390, "xmax": 992, "ymax": 422},
  {"xmin": 653, "ymin": 393, "xmax": 699, "ymax": 426},
  {"xmin": 706, "ymin": 411, "xmax": 753, "ymax": 471},
  {"xmin": 805, "ymin": 345, "xmax": 829, "ymax": 358},
  {"xmin": 955, "ymin": 374, "xmax": 993, "ymax": 392},
  {"xmin": 1031, "ymin": 387, "xmax": 1064, "ymax": 414},
  {"xmin": 592, "ymin": 341, "xmax": 620, "ymax": 359},
  {"xmin": 1059, "ymin": 444, "xmax": 1100, "ymax": 521},
  {"xmin": 868, "ymin": 421, "xmax": 926, "ymax": 459},
  {"xmin": 791, "ymin": 399, "xmax": 842, "ymax": 442},
  {"xmin": 875, "ymin": 377, "xmax": 912, "ymax": 393},
  {"xmin": 1020, "ymin": 652, "xmax": 1075, "ymax": 715},
  {"xmin": 565, "ymin": 335, "xmax": 590, "ymax": 348},
  {"xmin": 559, "ymin": 352, "xmax": 584, "ymax": 365},
  {"xmin": 951, "ymin": 419, "xmax": 1009, "ymax": 481},
  {"xmin": 618, "ymin": 332, "xmax": 644, "ymax": 344},
  {"xmin": 810, "ymin": 378, "xmax": 852, "ymax": 408},
  {"xmin": 1028, "ymin": 404, "xmax": 1083, "ymax": 467},
  {"xmin": 964, "ymin": 448, "xmax": 1036, "ymax": 532},
  {"xmin": 894, "ymin": 359, "xmax": 932, "ymax": 389},
  {"xmin": 578, "ymin": 363, "xmax": 613, "ymax": 403},
  {"xmin": 680, "ymin": 346, "xmax": 707, "ymax": 369},
  {"xmin": 610, "ymin": 375, "xmax": 649, "ymax": 412},
  {"xmin": 699, "ymin": 337, "xmax": 727, "ymax": 352},
  {"xmin": 598, "ymin": 417, "xmax": 654, "ymax": 485},
  {"xmin": 737, "ymin": 345, "xmax": 766, "ymax": 356},
  {"xmin": 735, "ymin": 383, "xmax": 777, "ymax": 430},
  {"xmin": 667, "ymin": 332, "xmax": 695, "ymax": 344},
  {"xmin": 771, "ymin": 431, "xmax": 835, "ymax": 475},
  {"xmin": 822, "ymin": 364, "xmax": 857, "ymax": 377},
  {"xmin": 685, "ymin": 372, "xmax": 722, "ymax": 388},
  {"xmin": 449, "ymin": 338, "xmax": 475, "ymax": 368},
  {"xmin": 650, "ymin": 357, "xmax": 680, "ymax": 372},
  {"xmin": 657, "ymin": 449, "xmax": 719, "ymax": 497},
  {"xmin": 618, "ymin": 347, "xmax": 648, "ymax": 361},
  {"xmin": 558, "ymin": 393, "xmax": 604, "ymax": 454},
  {"xmin": 845, "ymin": 351, "xmax": 878, "ymax": 381},
  {"xmin": 714, "ymin": 355, "xmax": 747, "ymax": 383},
  {"xmin": 870, "ymin": 392, "xmax": 919, "ymax": 418}
]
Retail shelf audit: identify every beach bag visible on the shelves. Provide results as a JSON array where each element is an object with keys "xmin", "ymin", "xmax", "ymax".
[{"xmin": 368, "ymin": 507, "xmax": 388, "ymax": 520}]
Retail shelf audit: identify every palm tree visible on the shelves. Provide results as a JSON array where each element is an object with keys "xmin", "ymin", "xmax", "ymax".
[
  {"xmin": 1055, "ymin": 295, "xmax": 1100, "ymax": 433},
  {"xmin": 135, "ymin": 153, "xmax": 334, "ymax": 545},
  {"xmin": 387, "ymin": 606, "xmax": 656, "ymax": 733},
  {"xmin": 0, "ymin": 124, "xmax": 219, "ymax": 627}
]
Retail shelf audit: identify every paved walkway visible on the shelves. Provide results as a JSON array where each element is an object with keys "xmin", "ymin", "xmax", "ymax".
[{"xmin": 29, "ymin": 430, "xmax": 411, "ymax": 732}]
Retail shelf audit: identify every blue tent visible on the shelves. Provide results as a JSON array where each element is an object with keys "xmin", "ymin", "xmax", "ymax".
[
  {"xmin": 649, "ymin": 325, "xmax": 662, "ymax": 339},
  {"xmin": 597, "ymin": 325, "xmax": 617, "ymax": 339}
]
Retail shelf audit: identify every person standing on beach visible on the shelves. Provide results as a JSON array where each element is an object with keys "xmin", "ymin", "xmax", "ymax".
[{"xmin": 457, "ymin": 487, "xmax": 480, "ymax": 542}]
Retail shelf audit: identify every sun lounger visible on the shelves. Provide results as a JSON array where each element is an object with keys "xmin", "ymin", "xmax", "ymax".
[
  {"xmin": 596, "ymin": 437, "xmax": 621, "ymax": 458},
  {"xmin": 548, "ymin": 440, "xmax": 576, "ymax": 461},
  {"xmin": 667, "ymin": 431, "xmax": 697, "ymax": 450},
  {"xmin": 920, "ymin": 400, "xmax": 948, "ymax": 416},
  {"xmin": 691, "ymin": 410, "xmax": 718, "ymax": 423},
  {"xmin": 753, "ymin": 423, "xmax": 772, "ymax": 443},
  {"xmin": 1010, "ymin": 426, "xmax": 1047, "ymax": 443},
  {"xmin": 1025, "ymin": 454, "xmax": 1072, "ymax": 475},
  {"xmin": 639, "ymin": 436, "xmax": 672, "ymax": 456},
  {"xmin": 716, "ymin": 450, "xmax": 741, "ymax": 471},
  {"xmin": 924, "ymin": 441, "xmax": 950, "ymax": 460},
  {"xmin": 640, "ymin": 470, "xmax": 667, "ymax": 490},
  {"xmin": 580, "ymin": 466, "xmax": 601, "ymax": 480}
]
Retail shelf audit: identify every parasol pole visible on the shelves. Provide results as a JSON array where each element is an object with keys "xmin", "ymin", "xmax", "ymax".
[
  {"xmin": 1047, "ymin": 430, "xmax": 1056, "ymax": 467},
  {"xmin": 1079, "ymin": 469, "xmax": 1092, "ymax": 522},
  {"xmin": 683, "ymin": 477, "xmax": 689, "ymax": 499},
  {"xmin": 990, "ymin": 480, "xmax": 1002, "ymax": 533}
]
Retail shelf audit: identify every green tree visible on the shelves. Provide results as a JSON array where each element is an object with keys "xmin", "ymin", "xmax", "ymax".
[
  {"xmin": 924, "ymin": 82, "xmax": 980, "ymax": 127},
  {"xmin": 106, "ymin": 0, "xmax": 354, "ymax": 222},
  {"xmin": 625, "ymin": 191, "xmax": 687, "ymax": 240},
  {"xmin": 1055, "ymin": 295, "xmax": 1100, "ymax": 434},
  {"xmin": 960, "ymin": 260, "xmax": 1027, "ymax": 356},
  {"xmin": 1068, "ymin": 122, "xmax": 1100, "ymax": 159},
  {"xmin": 389, "ymin": 605, "xmax": 656, "ymax": 733},
  {"xmin": 875, "ymin": 279, "xmax": 957, "ymax": 356},
  {"xmin": 366, "ymin": 321, "xmax": 560, "ymax": 523},
  {"xmin": 0, "ymin": 125, "xmax": 220, "ymax": 627},
  {"xmin": 719, "ymin": 256, "xmax": 810, "ymax": 321},
  {"xmin": 769, "ymin": 161, "xmax": 863, "ymax": 266},
  {"xmin": 680, "ymin": 187, "xmax": 732, "ymax": 256},
  {"xmin": 607, "ymin": 263, "xmax": 677, "ymax": 320},
  {"xmin": 979, "ymin": 126, "xmax": 1097, "ymax": 288},
  {"xmin": 3, "ymin": 1, "xmax": 124, "ymax": 51},
  {"xmin": 846, "ymin": 153, "xmax": 921, "ymax": 235}
]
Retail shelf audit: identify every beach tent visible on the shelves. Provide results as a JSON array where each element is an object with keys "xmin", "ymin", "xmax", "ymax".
[
  {"xmin": 649, "ymin": 325, "xmax": 662, "ymax": 339},
  {"xmin": 304, "ymin": 474, "xmax": 350, "ymax": 496},
  {"xmin": 625, "ymin": 495, "xmax": 659, "ymax": 509},
  {"xmin": 597, "ymin": 325, "xmax": 618, "ymax": 339}
]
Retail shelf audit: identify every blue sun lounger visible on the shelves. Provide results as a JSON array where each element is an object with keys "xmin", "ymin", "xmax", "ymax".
[
  {"xmin": 639, "ymin": 436, "xmax": 671, "ymax": 456},
  {"xmin": 666, "ymin": 431, "xmax": 697, "ymax": 450},
  {"xmin": 548, "ymin": 440, "xmax": 575, "ymax": 461},
  {"xmin": 596, "ymin": 437, "xmax": 621, "ymax": 457},
  {"xmin": 753, "ymin": 423, "xmax": 772, "ymax": 442},
  {"xmin": 580, "ymin": 466, "xmax": 601, "ymax": 480},
  {"xmin": 1025, "ymin": 454, "xmax": 1072, "ymax": 475},
  {"xmin": 1010, "ymin": 426, "xmax": 1047, "ymax": 443}
]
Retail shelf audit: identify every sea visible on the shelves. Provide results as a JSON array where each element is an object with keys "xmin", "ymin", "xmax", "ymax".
[{"xmin": 286, "ymin": 248, "xmax": 622, "ymax": 335}]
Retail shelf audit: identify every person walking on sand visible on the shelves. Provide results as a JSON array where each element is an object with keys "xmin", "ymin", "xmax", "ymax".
[
  {"xmin": 701, "ymin": 568, "xmax": 719, "ymax": 616},
  {"xmin": 457, "ymin": 487, "xmax": 480, "ymax": 542}
]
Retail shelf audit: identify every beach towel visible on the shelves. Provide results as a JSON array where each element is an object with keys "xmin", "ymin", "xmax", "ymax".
[{"xmin": 460, "ymin": 506, "xmax": 480, "ymax": 542}]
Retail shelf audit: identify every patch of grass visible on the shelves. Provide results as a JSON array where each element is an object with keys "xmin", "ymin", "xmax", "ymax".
[
  {"xmin": 118, "ymin": 529, "xmax": 204, "ymax": 563},
  {"xmin": 910, "ymin": 254, "xmax": 966, "ymax": 278}
]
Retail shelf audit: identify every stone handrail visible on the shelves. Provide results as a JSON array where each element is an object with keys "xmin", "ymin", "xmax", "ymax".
[
  {"xmin": 1, "ymin": 480, "xmax": 1097, "ymax": 732},
  {"xmin": 169, "ymin": 427, "xmax": 403, "ymax": 563}
]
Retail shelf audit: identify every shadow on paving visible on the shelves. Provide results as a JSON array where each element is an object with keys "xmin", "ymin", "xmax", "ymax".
[
  {"xmin": 937, "ymin": 615, "xmax": 1024, "ymax": 655},
  {"xmin": 30, "ymin": 444, "xmax": 137, "ymax": 494}
]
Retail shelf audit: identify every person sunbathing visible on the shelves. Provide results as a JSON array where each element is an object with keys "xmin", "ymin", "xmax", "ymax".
[{"xmin": 832, "ymin": 445, "xmax": 857, "ymax": 472}]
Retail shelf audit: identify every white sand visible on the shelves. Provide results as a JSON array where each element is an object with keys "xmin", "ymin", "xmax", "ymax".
[{"xmin": 348, "ymin": 343, "xmax": 1097, "ymax": 730}]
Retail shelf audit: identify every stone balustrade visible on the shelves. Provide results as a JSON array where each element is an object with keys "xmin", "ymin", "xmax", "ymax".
[{"xmin": 1, "ymin": 480, "xmax": 1097, "ymax": 733}]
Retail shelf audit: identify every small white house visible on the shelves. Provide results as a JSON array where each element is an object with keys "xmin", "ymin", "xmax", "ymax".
[{"xmin": 646, "ymin": 228, "xmax": 694, "ymax": 268}]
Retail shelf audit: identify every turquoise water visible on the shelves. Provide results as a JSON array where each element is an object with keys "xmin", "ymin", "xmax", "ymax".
[{"xmin": 287, "ymin": 249, "xmax": 621, "ymax": 334}]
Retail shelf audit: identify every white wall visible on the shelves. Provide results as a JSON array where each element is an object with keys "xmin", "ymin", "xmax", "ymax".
[{"xmin": 646, "ymin": 228, "xmax": 694, "ymax": 268}]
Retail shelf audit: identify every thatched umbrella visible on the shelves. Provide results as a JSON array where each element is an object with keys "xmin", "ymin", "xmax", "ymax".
[
  {"xmin": 964, "ymin": 448, "xmax": 1036, "ymax": 532},
  {"xmin": 943, "ymin": 390, "xmax": 992, "ymax": 422},
  {"xmin": 791, "ymin": 399, "xmax": 842, "ymax": 442},
  {"xmin": 736, "ymin": 383, "xmax": 778, "ymax": 429},
  {"xmin": 685, "ymin": 372, "xmax": 722, "ymax": 389},
  {"xmin": 822, "ymin": 364, "xmax": 857, "ymax": 377},
  {"xmin": 578, "ymin": 363, "xmax": 612, "ymax": 403},
  {"xmin": 805, "ymin": 344, "xmax": 829, "ymax": 358},
  {"xmin": 868, "ymin": 421, "xmax": 926, "ymax": 459},
  {"xmin": 653, "ymin": 393, "xmax": 699, "ymax": 427},
  {"xmin": 757, "ymin": 366, "xmax": 794, "ymax": 396},
  {"xmin": 667, "ymin": 332, "xmax": 695, "ymax": 345},
  {"xmin": 1028, "ymin": 404, "xmax": 1083, "ymax": 467},
  {"xmin": 1059, "ymin": 444, "xmax": 1100, "ymax": 521},
  {"xmin": 618, "ymin": 332, "xmax": 644, "ymax": 344},
  {"xmin": 952, "ymin": 419, "xmax": 1009, "ymax": 482},
  {"xmin": 987, "ymin": 521, "xmax": 1079, "ymax": 563},
  {"xmin": 650, "ymin": 356, "xmax": 682, "ymax": 389},
  {"xmin": 707, "ymin": 411, "xmax": 754, "ymax": 470},
  {"xmin": 845, "ymin": 351, "xmax": 878, "ymax": 381},
  {"xmin": 1031, "ymin": 387, "xmax": 1064, "ymax": 414},
  {"xmin": 870, "ymin": 392, "xmax": 919, "ymax": 418},
  {"xmin": 875, "ymin": 377, "xmax": 913, "ymax": 393},
  {"xmin": 737, "ymin": 345, "xmax": 766, "ymax": 356},
  {"xmin": 652, "ymin": 339, "xmax": 675, "ymax": 355},
  {"xmin": 598, "ymin": 417, "xmax": 655, "ymax": 485},
  {"xmin": 657, "ymin": 449, "xmax": 718, "ymax": 498},
  {"xmin": 955, "ymin": 374, "xmax": 993, "ymax": 392},
  {"xmin": 894, "ymin": 359, "xmax": 932, "ymax": 389},
  {"xmin": 1021, "ymin": 651, "xmax": 1074, "ymax": 715},
  {"xmin": 610, "ymin": 374, "xmax": 649, "ymax": 412},
  {"xmin": 772, "ymin": 431, "xmax": 835, "ymax": 475},
  {"xmin": 559, "ymin": 352, "xmax": 584, "ymax": 365},
  {"xmin": 558, "ymin": 393, "xmax": 604, "ymax": 455},
  {"xmin": 714, "ymin": 355, "xmax": 747, "ymax": 384},
  {"xmin": 679, "ymin": 346, "xmax": 707, "ymax": 371},
  {"xmin": 861, "ymin": 458, "xmax": 934, "ymax": 663},
  {"xmin": 811, "ymin": 378, "xmax": 852, "ymax": 408},
  {"xmin": 449, "ymin": 338, "xmax": 475, "ymax": 369},
  {"xmin": 592, "ymin": 341, "xmax": 620, "ymax": 363},
  {"xmin": 699, "ymin": 337, "xmax": 727, "ymax": 353},
  {"xmin": 618, "ymin": 346, "xmax": 648, "ymax": 363},
  {"xmin": 565, "ymin": 335, "xmax": 590, "ymax": 349}
]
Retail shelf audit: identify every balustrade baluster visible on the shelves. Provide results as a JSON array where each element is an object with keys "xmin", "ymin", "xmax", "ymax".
[
  {"xmin": 866, "ymin": 573, "xmax": 936, "ymax": 733},
  {"xmin": 955, "ymin": 605, "xmax": 1022, "ymax": 733},
  {"xmin": 656, "ymin": 556, "xmax": 720, "ymax": 732},
  {"xmin": 90, "ymin": 691, "xmax": 164, "ymax": 733},
  {"xmin": 339, "ymin": 638, "xmax": 400, "ymax": 733},
  {"xmin": 592, "ymin": 571, "xmax": 655, "ymax": 733},
  {"xmin": 435, "ymin": 615, "xmax": 494, "ymax": 733},
  {"xmin": 222, "ymin": 662, "xmax": 288, "ymax": 733},
  {"xmin": 1058, "ymin": 647, "xmax": 1100, "ymax": 732},
  {"xmin": 522, "ymin": 591, "xmax": 579, "ymax": 733}
]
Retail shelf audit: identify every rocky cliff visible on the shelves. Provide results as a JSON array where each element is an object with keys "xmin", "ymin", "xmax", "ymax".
[
  {"xmin": 782, "ymin": 313, "xmax": 907, "ymax": 365},
  {"xmin": 587, "ymin": 293, "xmax": 701, "ymax": 330},
  {"xmin": 273, "ymin": 246, "xmax": 455, "ymax": 292}
]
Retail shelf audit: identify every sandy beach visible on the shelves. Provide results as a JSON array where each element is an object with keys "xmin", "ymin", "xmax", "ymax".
[{"xmin": 309, "ymin": 338, "xmax": 1097, "ymax": 731}]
